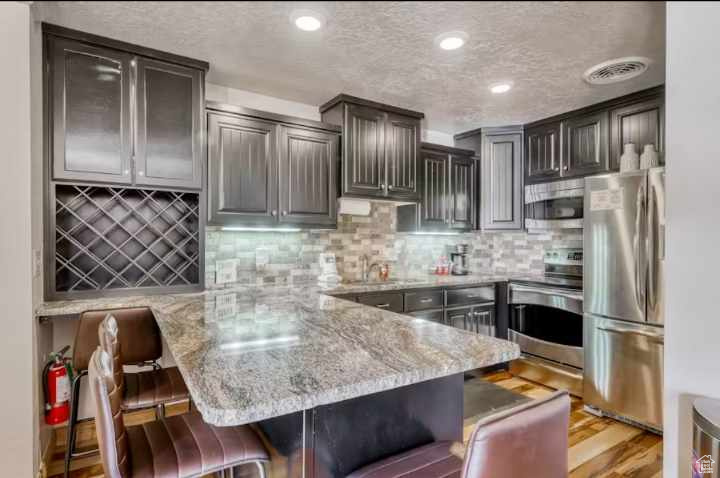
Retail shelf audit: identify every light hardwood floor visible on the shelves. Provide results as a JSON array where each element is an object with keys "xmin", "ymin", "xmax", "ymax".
[
  {"xmin": 484, "ymin": 371, "xmax": 663, "ymax": 478},
  {"xmin": 47, "ymin": 372, "xmax": 662, "ymax": 478}
]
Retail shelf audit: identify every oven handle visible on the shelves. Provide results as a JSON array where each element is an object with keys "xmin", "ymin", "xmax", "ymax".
[
  {"xmin": 596, "ymin": 325, "xmax": 664, "ymax": 343},
  {"xmin": 509, "ymin": 285, "xmax": 583, "ymax": 302}
]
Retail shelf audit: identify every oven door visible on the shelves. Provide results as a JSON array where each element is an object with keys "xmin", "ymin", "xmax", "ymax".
[{"xmin": 508, "ymin": 284, "xmax": 584, "ymax": 369}]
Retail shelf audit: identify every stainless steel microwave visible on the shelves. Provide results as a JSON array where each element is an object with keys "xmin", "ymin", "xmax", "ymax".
[{"xmin": 525, "ymin": 178, "xmax": 585, "ymax": 232}]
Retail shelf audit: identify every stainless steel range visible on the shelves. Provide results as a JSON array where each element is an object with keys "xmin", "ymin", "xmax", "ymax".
[{"xmin": 508, "ymin": 248, "xmax": 584, "ymax": 396}]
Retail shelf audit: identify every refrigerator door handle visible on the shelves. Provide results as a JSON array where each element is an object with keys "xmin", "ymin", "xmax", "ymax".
[
  {"xmin": 596, "ymin": 325, "xmax": 664, "ymax": 344},
  {"xmin": 633, "ymin": 181, "xmax": 647, "ymax": 313},
  {"xmin": 648, "ymin": 182, "xmax": 656, "ymax": 309}
]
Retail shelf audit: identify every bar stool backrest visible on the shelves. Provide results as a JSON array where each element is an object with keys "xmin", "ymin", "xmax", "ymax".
[
  {"xmin": 461, "ymin": 390, "xmax": 571, "ymax": 478},
  {"xmin": 88, "ymin": 347, "xmax": 129, "ymax": 478},
  {"xmin": 99, "ymin": 315, "xmax": 124, "ymax": 389},
  {"xmin": 73, "ymin": 307, "xmax": 161, "ymax": 371}
]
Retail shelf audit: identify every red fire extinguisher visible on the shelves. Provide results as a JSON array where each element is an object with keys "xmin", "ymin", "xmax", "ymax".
[{"xmin": 43, "ymin": 345, "xmax": 72, "ymax": 425}]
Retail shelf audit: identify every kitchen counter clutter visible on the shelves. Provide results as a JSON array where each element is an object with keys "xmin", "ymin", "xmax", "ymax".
[{"xmin": 37, "ymin": 277, "xmax": 520, "ymax": 427}]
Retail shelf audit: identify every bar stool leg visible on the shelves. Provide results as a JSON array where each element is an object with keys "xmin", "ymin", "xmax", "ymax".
[{"xmin": 64, "ymin": 370, "xmax": 86, "ymax": 478}]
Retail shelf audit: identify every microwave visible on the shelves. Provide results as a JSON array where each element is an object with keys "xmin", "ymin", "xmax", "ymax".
[{"xmin": 524, "ymin": 178, "xmax": 585, "ymax": 232}]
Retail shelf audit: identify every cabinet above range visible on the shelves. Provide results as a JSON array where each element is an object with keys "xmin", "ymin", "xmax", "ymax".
[
  {"xmin": 207, "ymin": 102, "xmax": 341, "ymax": 229},
  {"xmin": 320, "ymin": 94, "xmax": 424, "ymax": 201},
  {"xmin": 44, "ymin": 23, "xmax": 208, "ymax": 190}
]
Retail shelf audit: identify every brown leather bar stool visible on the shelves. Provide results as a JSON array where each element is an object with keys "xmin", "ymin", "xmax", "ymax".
[
  {"xmin": 89, "ymin": 347, "xmax": 270, "ymax": 478},
  {"xmin": 346, "ymin": 390, "xmax": 570, "ymax": 478},
  {"xmin": 64, "ymin": 307, "xmax": 190, "ymax": 478}
]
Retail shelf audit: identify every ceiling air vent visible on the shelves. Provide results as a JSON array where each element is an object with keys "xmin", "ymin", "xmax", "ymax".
[{"xmin": 583, "ymin": 57, "xmax": 651, "ymax": 85}]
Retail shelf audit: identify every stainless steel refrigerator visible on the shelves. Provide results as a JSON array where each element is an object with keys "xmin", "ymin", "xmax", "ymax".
[{"xmin": 583, "ymin": 168, "xmax": 665, "ymax": 431}]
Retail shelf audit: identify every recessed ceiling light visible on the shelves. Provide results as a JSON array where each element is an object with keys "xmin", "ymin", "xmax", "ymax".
[
  {"xmin": 435, "ymin": 31, "xmax": 468, "ymax": 51},
  {"xmin": 490, "ymin": 82, "xmax": 513, "ymax": 94},
  {"xmin": 290, "ymin": 9, "xmax": 325, "ymax": 31}
]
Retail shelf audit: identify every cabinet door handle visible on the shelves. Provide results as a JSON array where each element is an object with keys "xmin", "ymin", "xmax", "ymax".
[
  {"xmin": 388, "ymin": 185, "xmax": 395, "ymax": 190},
  {"xmin": 282, "ymin": 211, "xmax": 288, "ymax": 216},
  {"xmin": 375, "ymin": 303, "xmax": 391, "ymax": 309},
  {"xmin": 138, "ymin": 171, "xmax": 145, "ymax": 176},
  {"xmin": 271, "ymin": 210, "xmax": 277, "ymax": 216},
  {"xmin": 123, "ymin": 170, "xmax": 130, "ymax": 176},
  {"xmin": 380, "ymin": 183, "xmax": 385, "ymax": 189},
  {"xmin": 563, "ymin": 165, "xmax": 569, "ymax": 171},
  {"xmin": 553, "ymin": 167, "xmax": 559, "ymax": 172}
]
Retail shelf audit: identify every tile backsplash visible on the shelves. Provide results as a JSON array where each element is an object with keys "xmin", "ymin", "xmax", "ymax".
[{"xmin": 205, "ymin": 203, "xmax": 582, "ymax": 288}]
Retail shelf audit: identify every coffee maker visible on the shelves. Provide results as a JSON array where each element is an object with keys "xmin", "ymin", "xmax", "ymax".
[{"xmin": 450, "ymin": 244, "xmax": 469, "ymax": 275}]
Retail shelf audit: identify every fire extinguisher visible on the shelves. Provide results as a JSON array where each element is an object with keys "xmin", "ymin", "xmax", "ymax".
[{"xmin": 43, "ymin": 345, "xmax": 73, "ymax": 425}]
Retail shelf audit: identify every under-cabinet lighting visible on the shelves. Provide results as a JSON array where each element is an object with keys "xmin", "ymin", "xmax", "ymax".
[
  {"xmin": 410, "ymin": 231, "xmax": 462, "ymax": 236},
  {"xmin": 221, "ymin": 227, "xmax": 302, "ymax": 232}
]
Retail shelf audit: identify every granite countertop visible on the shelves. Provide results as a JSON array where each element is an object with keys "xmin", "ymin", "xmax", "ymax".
[{"xmin": 37, "ymin": 276, "xmax": 521, "ymax": 426}]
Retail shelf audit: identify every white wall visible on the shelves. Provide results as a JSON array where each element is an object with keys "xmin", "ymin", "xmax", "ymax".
[
  {"xmin": 0, "ymin": 2, "xmax": 36, "ymax": 476},
  {"xmin": 206, "ymin": 83, "xmax": 455, "ymax": 146},
  {"xmin": 421, "ymin": 129, "xmax": 454, "ymax": 147},
  {"xmin": 664, "ymin": 2, "xmax": 720, "ymax": 476},
  {"xmin": 206, "ymin": 83, "xmax": 321, "ymax": 121}
]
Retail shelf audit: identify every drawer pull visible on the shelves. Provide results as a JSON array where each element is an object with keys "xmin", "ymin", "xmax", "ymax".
[
  {"xmin": 419, "ymin": 298, "xmax": 434, "ymax": 303},
  {"xmin": 375, "ymin": 303, "xmax": 391, "ymax": 308}
]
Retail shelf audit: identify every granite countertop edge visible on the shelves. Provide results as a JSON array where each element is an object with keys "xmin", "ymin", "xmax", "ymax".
[{"xmin": 195, "ymin": 345, "xmax": 520, "ymax": 427}]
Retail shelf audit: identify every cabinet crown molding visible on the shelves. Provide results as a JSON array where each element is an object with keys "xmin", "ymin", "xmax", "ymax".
[
  {"xmin": 42, "ymin": 22, "xmax": 210, "ymax": 71},
  {"xmin": 319, "ymin": 93, "xmax": 425, "ymax": 119}
]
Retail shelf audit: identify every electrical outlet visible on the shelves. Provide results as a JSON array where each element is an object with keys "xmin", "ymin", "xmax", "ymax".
[
  {"xmin": 215, "ymin": 259, "xmax": 238, "ymax": 284},
  {"xmin": 32, "ymin": 249, "xmax": 42, "ymax": 279}
]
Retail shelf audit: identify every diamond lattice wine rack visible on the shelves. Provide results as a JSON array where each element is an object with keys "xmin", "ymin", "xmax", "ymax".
[{"xmin": 52, "ymin": 185, "xmax": 201, "ymax": 297}]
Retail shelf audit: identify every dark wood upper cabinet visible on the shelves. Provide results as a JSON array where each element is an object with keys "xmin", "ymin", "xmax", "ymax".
[
  {"xmin": 520, "ymin": 86, "xmax": 663, "ymax": 184},
  {"xmin": 278, "ymin": 126, "xmax": 339, "ymax": 227},
  {"xmin": 448, "ymin": 155, "xmax": 476, "ymax": 230},
  {"xmin": 385, "ymin": 113, "xmax": 421, "ymax": 199},
  {"xmin": 419, "ymin": 149, "xmax": 448, "ymax": 229},
  {"xmin": 343, "ymin": 104, "xmax": 386, "ymax": 197},
  {"xmin": 610, "ymin": 96, "xmax": 664, "ymax": 168},
  {"xmin": 562, "ymin": 110, "xmax": 609, "ymax": 177},
  {"xmin": 45, "ymin": 26, "xmax": 207, "ymax": 190},
  {"xmin": 207, "ymin": 103, "xmax": 341, "ymax": 229},
  {"xmin": 320, "ymin": 94, "xmax": 423, "ymax": 201},
  {"xmin": 397, "ymin": 143, "xmax": 475, "ymax": 233},
  {"xmin": 481, "ymin": 129, "xmax": 523, "ymax": 230},
  {"xmin": 134, "ymin": 58, "xmax": 203, "ymax": 189},
  {"xmin": 207, "ymin": 112, "xmax": 278, "ymax": 226},
  {"xmin": 525, "ymin": 122, "xmax": 561, "ymax": 184},
  {"xmin": 50, "ymin": 37, "xmax": 133, "ymax": 184}
]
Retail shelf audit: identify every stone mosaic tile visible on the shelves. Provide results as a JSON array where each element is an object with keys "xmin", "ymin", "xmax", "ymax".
[{"xmin": 205, "ymin": 202, "xmax": 582, "ymax": 288}]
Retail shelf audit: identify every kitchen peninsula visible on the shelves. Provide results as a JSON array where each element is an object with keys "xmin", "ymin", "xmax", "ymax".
[{"xmin": 38, "ymin": 279, "xmax": 519, "ymax": 477}]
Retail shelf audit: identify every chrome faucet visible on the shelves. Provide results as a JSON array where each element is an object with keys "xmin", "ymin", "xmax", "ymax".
[{"xmin": 361, "ymin": 254, "xmax": 381, "ymax": 283}]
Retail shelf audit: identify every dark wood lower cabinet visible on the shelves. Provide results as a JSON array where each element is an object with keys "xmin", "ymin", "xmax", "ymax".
[
  {"xmin": 338, "ymin": 284, "xmax": 499, "ymax": 336},
  {"xmin": 357, "ymin": 292, "xmax": 404, "ymax": 313},
  {"xmin": 408, "ymin": 309, "xmax": 444, "ymax": 324}
]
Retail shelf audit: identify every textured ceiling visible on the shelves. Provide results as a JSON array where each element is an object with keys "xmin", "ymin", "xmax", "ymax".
[{"xmin": 36, "ymin": 1, "xmax": 666, "ymax": 133}]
